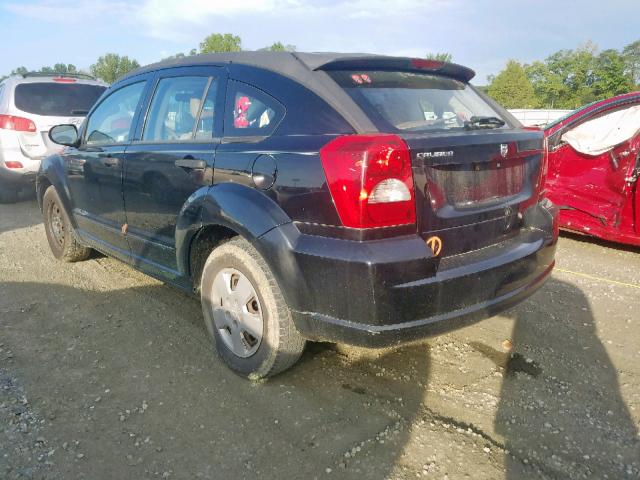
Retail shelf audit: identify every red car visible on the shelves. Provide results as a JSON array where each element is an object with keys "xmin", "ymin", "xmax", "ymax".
[{"xmin": 543, "ymin": 92, "xmax": 640, "ymax": 247}]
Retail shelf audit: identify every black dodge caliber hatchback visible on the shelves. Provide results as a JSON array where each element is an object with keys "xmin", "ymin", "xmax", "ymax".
[{"xmin": 38, "ymin": 52, "xmax": 558, "ymax": 377}]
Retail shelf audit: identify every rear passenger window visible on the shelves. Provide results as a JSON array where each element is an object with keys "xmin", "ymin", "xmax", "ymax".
[
  {"xmin": 224, "ymin": 81, "xmax": 284, "ymax": 137},
  {"xmin": 143, "ymin": 76, "xmax": 214, "ymax": 142}
]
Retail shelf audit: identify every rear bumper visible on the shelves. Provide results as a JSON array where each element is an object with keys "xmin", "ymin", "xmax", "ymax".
[
  {"xmin": 292, "ymin": 241, "xmax": 554, "ymax": 347},
  {"xmin": 0, "ymin": 149, "xmax": 41, "ymax": 188},
  {"xmin": 0, "ymin": 166, "xmax": 37, "ymax": 188},
  {"xmin": 258, "ymin": 200, "xmax": 558, "ymax": 348}
]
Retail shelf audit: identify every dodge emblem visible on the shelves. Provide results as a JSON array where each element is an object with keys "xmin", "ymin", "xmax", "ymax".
[{"xmin": 500, "ymin": 144, "xmax": 509, "ymax": 158}]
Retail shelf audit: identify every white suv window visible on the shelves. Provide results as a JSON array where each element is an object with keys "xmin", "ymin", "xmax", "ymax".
[
  {"xmin": 85, "ymin": 82, "xmax": 145, "ymax": 146},
  {"xmin": 14, "ymin": 83, "xmax": 105, "ymax": 117}
]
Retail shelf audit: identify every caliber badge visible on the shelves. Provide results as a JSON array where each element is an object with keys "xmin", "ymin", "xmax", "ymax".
[{"xmin": 426, "ymin": 236, "xmax": 443, "ymax": 256}]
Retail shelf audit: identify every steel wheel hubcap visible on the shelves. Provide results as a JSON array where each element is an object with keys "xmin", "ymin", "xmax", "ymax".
[
  {"xmin": 49, "ymin": 203, "xmax": 65, "ymax": 246},
  {"xmin": 210, "ymin": 268, "xmax": 263, "ymax": 358}
]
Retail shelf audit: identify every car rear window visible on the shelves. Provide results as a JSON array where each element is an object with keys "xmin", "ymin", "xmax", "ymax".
[
  {"xmin": 14, "ymin": 83, "xmax": 106, "ymax": 117},
  {"xmin": 328, "ymin": 70, "xmax": 506, "ymax": 133}
]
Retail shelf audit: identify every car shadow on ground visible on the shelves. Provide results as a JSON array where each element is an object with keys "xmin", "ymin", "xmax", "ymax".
[
  {"xmin": 2, "ymin": 275, "xmax": 638, "ymax": 479},
  {"xmin": 0, "ymin": 280, "xmax": 430, "ymax": 479},
  {"xmin": 560, "ymin": 230, "xmax": 640, "ymax": 254},
  {"xmin": 475, "ymin": 277, "xmax": 640, "ymax": 479},
  {"xmin": 0, "ymin": 193, "xmax": 39, "ymax": 235}
]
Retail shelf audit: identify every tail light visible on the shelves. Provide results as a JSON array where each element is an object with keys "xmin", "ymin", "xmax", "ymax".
[
  {"xmin": 0, "ymin": 114, "xmax": 36, "ymax": 133},
  {"xmin": 411, "ymin": 59, "xmax": 445, "ymax": 70},
  {"xmin": 4, "ymin": 161, "xmax": 24, "ymax": 169},
  {"xmin": 53, "ymin": 77, "xmax": 76, "ymax": 83},
  {"xmin": 319, "ymin": 134, "xmax": 416, "ymax": 228}
]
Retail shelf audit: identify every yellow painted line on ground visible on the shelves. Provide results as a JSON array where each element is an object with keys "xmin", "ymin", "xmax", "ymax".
[{"xmin": 554, "ymin": 267, "xmax": 640, "ymax": 290}]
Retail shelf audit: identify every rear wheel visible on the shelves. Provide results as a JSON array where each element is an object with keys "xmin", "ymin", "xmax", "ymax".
[
  {"xmin": 200, "ymin": 237, "xmax": 306, "ymax": 378},
  {"xmin": 42, "ymin": 186, "xmax": 92, "ymax": 262}
]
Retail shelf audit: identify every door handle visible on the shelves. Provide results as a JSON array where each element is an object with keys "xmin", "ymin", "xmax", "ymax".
[
  {"xmin": 102, "ymin": 157, "xmax": 119, "ymax": 167},
  {"xmin": 175, "ymin": 158, "xmax": 206, "ymax": 170}
]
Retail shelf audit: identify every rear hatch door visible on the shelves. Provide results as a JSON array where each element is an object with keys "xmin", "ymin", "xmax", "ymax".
[
  {"xmin": 323, "ymin": 66, "xmax": 543, "ymax": 256},
  {"xmin": 403, "ymin": 130, "xmax": 543, "ymax": 257},
  {"xmin": 13, "ymin": 80, "xmax": 106, "ymax": 159}
]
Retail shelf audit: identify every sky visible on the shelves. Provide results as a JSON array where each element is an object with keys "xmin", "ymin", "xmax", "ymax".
[{"xmin": 1, "ymin": 0, "xmax": 638, "ymax": 84}]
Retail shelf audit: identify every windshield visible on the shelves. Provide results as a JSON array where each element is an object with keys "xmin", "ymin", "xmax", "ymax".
[
  {"xmin": 329, "ymin": 70, "xmax": 507, "ymax": 133},
  {"xmin": 14, "ymin": 83, "xmax": 106, "ymax": 117},
  {"xmin": 544, "ymin": 99, "xmax": 600, "ymax": 130}
]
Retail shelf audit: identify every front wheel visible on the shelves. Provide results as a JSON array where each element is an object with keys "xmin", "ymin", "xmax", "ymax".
[
  {"xmin": 42, "ymin": 186, "xmax": 92, "ymax": 262},
  {"xmin": 200, "ymin": 237, "xmax": 306, "ymax": 378}
]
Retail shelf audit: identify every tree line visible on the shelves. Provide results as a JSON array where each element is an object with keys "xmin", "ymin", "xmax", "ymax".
[
  {"xmin": 3, "ymin": 32, "xmax": 637, "ymax": 112},
  {"xmin": 0, "ymin": 33, "xmax": 293, "ymax": 84},
  {"xmin": 0, "ymin": 56, "xmax": 140, "ymax": 85},
  {"xmin": 487, "ymin": 40, "xmax": 640, "ymax": 109},
  {"xmin": 160, "ymin": 33, "xmax": 296, "ymax": 62}
]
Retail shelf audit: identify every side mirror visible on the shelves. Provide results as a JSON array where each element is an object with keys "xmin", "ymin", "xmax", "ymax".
[{"xmin": 49, "ymin": 124, "xmax": 79, "ymax": 147}]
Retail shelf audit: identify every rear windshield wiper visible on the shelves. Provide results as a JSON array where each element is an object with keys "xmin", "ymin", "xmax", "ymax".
[
  {"xmin": 464, "ymin": 116, "xmax": 505, "ymax": 130},
  {"xmin": 71, "ymin": 109, "xmax": 89, "ymax": 115}
]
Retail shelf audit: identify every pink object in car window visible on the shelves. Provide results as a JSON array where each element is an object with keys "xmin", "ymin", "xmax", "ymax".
[
  {"xmin": 234, "ymin": 95, "xmax": 251, "ymax": 128},
  {"xmin": 111, "ymin": 117, "xmax": 130, "ymax": 131}
]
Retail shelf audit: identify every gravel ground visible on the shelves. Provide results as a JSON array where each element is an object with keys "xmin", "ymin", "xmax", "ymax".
[{"xmin": 1, "ymin": 197, "xmax": 639, "ymax": 480}]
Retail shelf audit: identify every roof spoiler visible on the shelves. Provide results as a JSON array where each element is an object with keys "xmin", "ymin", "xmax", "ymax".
[
  {"xmin": 21, "ymin": 72, "xmax": 97, "ymax": 81},
  {"xmin": 294, "ymin": 53, "xmax": 475, "ymax": 83}
]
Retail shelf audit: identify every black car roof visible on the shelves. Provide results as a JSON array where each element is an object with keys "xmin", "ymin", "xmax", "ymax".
[
  {"xmin": 123, "ymin": 52, "xmax": 475, "ymax": 82},
  {"xmin": 120, "ymin": 52, "xmax": 477, "ymax": 134}
]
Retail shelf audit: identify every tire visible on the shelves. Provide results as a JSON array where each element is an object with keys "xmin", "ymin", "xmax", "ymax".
[
  {"xmin": 200, "ymin": 237, "xmax": 306, "ymax": 378},
  {"xmin": 0, "ymin": 183, "xmax": 19, "ymax": 204},
  {"xmin": 42, "ymin": 186, "xmax": 92, "ymax": 262}
]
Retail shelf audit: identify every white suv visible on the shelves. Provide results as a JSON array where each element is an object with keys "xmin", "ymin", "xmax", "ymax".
[{"xmin": 0, "ymin": 73, "xmax": 107, "ymax": 202}]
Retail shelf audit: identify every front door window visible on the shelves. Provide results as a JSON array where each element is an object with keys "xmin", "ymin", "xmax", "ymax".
[{"xmin": 85, "ymin": 82, "xmax": 146, "ymax": 146}]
